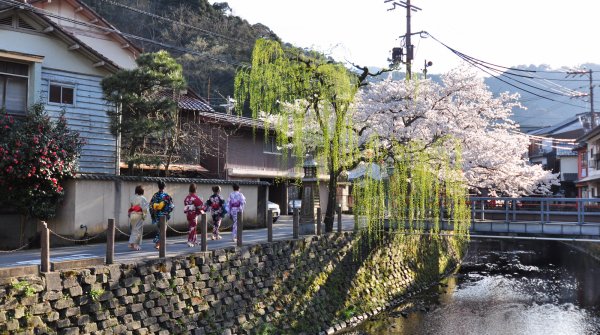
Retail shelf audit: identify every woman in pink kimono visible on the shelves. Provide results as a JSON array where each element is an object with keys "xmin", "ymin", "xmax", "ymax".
[{"xmin": 228, "ymin": 183, "xmax": 246, "ymax": 242}]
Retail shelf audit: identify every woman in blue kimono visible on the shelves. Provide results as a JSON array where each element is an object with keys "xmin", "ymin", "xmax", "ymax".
[{"xmin": 149, "ymin": 180, "xmax": 174, "ymax": 249}]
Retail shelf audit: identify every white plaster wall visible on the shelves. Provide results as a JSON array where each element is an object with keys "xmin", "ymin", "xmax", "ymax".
[
  {"xmin": 76, "ymin": 35, "xmax": 137, "ymax": 69},
  {"xmin": 560, "ymin": 156, "xmax": 578, "ymax": 175},
  {"xmin": 0, "ymin": 30, "xmax": 109, "ymax": 77},
  {"xmin": 49, "ymin": 179, "xmax": 264, "ymax": 238},
  {"xmin": 40, "ymin": 1, "xmax": 137, "ymax": 69}
]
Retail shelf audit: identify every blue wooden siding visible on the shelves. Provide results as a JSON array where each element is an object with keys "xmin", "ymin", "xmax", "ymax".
[{"xmin": 40, "ymin": 68, "xmax": 116, "ymax": 174}]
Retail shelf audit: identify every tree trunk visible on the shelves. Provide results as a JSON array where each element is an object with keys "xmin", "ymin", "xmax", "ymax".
[{"xmin": 324, "ymin": 168, "xmax": 338, "ymax": 232}]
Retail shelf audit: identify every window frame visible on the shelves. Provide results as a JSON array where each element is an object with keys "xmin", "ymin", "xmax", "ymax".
[
  {"xmin": 48, "ymin": 82, "xmax": 76, "ymax": 106},
  {"xmin": 263, "ymin": 135, "xmax": 282, "ymax": 155},
  {"xmin": 0, "ymin": 60, "xmax": 29, "ymax": 116}
]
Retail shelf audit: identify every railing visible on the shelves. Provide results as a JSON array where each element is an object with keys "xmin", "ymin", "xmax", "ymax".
[
  {"xmin": 561, "ymin": 173, "xmax": 578, "ymax": 182},
  {"xmin": 28, "ymin": 205, "xmax": 347, "ymax": 275},
  {"xmin": 469, "ymin": 197, "xmax": 600, "ymax": 225}
]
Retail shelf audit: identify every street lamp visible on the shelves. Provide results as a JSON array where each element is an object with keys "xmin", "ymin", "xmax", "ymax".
[{"xmin": 423, "ymin": 60, "xmax": 433, "ymax": 79}]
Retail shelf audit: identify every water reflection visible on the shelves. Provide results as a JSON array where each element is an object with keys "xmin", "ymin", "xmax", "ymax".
[{"xmin": 342, "ymin": 240, "xmax": 600, "ymax": 335}]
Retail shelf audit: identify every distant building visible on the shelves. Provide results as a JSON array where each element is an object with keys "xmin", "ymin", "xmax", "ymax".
[
  {"xmin": 574, "ymin": 126, "xmax": 600, "ymax": 198},
  {"xmin": 527, "ymin": 114, "xmax": 586, "ymax": 197}
]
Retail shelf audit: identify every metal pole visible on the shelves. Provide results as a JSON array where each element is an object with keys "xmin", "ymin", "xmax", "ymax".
[
  {"xmin": 405, "ymin": 0, "xmax": 412, "ymax": 79},
  {"xmin": 512, "ymin": 199, "xmax": 517, "ymax": 221},
  {"xmin": 590, "ymin": 69, "xmax": 595, "ymax": 127},
  {"xmin": 159, "ymin": 216, "xmax": 166, "ymax": 258},
  {"xmin": 481, "ymin": 200, "xmax": 485, "ymax": 221},
  {"xmin": 469, "ymin": 199, "xmax": 474, "ymax": 225},
  {"xmin": 236, "ymin": 211, "xmax": 243, "ymax": 247},
  {"xmin": 582, "ymin": 199, "xmax": 586, "ymax": 223},
  {"xmin": 200, "ymin": 213, "xmax": 207, "ymax": 252},
  {"xmin": 577, "ymin": 198, "xmax": 582, "ymax": 225},
  {"xmin": 293, "ymin": 208, "xmax": 299, "ymax": 239},
  {"xmin": 40, "ymin": 221, "xmax": 50, "ymax": 273},
  {"xmin": 316, "ymin": 207, "xmax": 322, "ymax": 235},
  {"xmin": 540, "ymin": 200, "xmax": 545, "ymax": 224},
  {"xmin": 337, "ymin": 204, "xmax": 342, "ymax": 233},
  {"xmin": 106, "ymin": 218, "xmax": 115, "ymax": 265},
  {"xmin": 267, "ymin": 209, "xmax": 273, "ymax": 242}
]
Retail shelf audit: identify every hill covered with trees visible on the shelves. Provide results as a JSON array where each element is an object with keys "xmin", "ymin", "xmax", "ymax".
[{"xmin": 83, "ymin": 0, "xmax": 279, "ymax": 112}]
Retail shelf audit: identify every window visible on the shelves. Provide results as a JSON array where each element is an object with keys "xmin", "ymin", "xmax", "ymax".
[
  {"xmin": 263, "ymin": 136, "xmax": 281, "ymax": 154},
  {"xmin": 49, "ymin": 84, "xmax": 74, "ymax": 105},
  {"xmin": 0, "ymin": 60, "xmax": 28, "ymax": 115}
]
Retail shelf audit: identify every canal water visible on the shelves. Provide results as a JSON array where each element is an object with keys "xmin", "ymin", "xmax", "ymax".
[{"xmin": 341, "ymin": 239, "xmax": 600, "ymax": 335}]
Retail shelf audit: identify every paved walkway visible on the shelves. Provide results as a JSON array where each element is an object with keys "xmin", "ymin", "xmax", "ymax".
[{"xmin": 0, "ymin": 215, "xmax": 356, "ymax": 269}]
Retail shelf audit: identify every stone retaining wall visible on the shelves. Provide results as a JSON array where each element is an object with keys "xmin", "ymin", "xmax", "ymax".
[{"xmin": 0, "ymin": 232, "xmax": 464, "ymax": 335}]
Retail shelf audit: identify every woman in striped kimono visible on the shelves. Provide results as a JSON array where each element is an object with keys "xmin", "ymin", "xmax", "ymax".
[
  {"xmin": 128, "ymin": 185, "xmax": 148, "ymax": 251},
  {"xmin": 227, "ymin": 183, "xmax": 246, "ymax": 242}
]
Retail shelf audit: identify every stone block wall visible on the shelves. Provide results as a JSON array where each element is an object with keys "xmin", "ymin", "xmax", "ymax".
[{"xmin": 0, "ymin": 232, "xmax": 464, "ymax": 335}]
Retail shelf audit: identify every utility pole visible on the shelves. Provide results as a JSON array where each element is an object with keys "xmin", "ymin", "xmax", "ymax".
[
  {"xmin": 567, "ymin": 69, "xmax": 596, "ymax": 130},
  {"xmin": 386, "ymin": 0, "xmax": 422, "ymax": 80}
]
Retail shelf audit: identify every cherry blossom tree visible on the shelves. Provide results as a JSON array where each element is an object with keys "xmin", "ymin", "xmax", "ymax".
[{"xmin": 354, "ymin": 67, "xmax": 557, "ymax": 196}]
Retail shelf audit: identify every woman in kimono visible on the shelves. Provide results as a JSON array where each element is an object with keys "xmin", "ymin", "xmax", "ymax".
[
  {"xmin": 183, "ymin": 183, "xmax": 204, "ymax": 247},
  {"xmin": 228, "ymin": 183, "xmax": 246, "ymax": 242},
  {"xmin": 149, "ymin": 180, "xmax": 174, "ymax": 250},
  {"xmin": 128, "ymin": 185, "xmax": 148, "ymax": 251},
  {"xmin": 204, "ymin": 185, "xmax": 226, "ymax": 240}
]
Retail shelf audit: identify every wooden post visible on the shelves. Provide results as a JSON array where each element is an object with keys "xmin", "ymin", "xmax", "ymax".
[
  {"xmin": 106, "ymin": 218, "xmax": 115, "ymax": 265},
  {"xmin": 200, "ymin": 213, "xmax": 207, "ymax": 252},
  {"xmin": 316, "ymin": 207, "xmax": 322, "ymax": 235},
  {"xmin": 293, "ymin": 208, "xmax": 299, "ymax": 239},
  {"xmin": 159, "ymin": 216, "xmax": 166, "ymax": 258},
  {"xmin": 40, "ymin": 221, "xmax": 50, "ymax": 273},
  {"xmin": 337, "ymin": 204, "xmax": 343, "ymax": 233},
  {"xmin": 236, "ymin": 211, "xmax": 243, "ymax": 247},
  {"xmin": 267, "ymin": 210, "xmax": 273, "ymax": 242}
]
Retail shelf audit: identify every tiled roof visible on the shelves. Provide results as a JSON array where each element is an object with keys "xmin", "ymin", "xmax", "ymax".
[
  {"xmin": 177, "ymin": 92, "xmax": 214, "ymax": 112},
  {"xmin": 76, "ymin": 174, "xmax": 270, "ymax": 186}
]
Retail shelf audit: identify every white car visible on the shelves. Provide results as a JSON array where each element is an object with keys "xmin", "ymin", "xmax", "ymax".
[
  {"xmin": 267, "ymin": 201, "xmax": 280, "ymax": 222},
  {"xmin": 288, "ymin": 199, "xmax": 301, "ymax": 214}
]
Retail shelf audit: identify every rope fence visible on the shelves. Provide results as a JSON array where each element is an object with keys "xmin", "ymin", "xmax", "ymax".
[
  {"xmin": 0, "ymin": 241, "xmax": 33, "ymax": 253},
  {"xmin": 48, "ymin": 228, "xmax": 107, "ymax": 243},
  {"xmin": 3, "ymin": 207, "xmax": 344, "ymax": 273}
]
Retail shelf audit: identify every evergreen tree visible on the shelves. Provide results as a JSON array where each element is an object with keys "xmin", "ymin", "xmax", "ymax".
[{"xmin": 101, "ymin": 51, "xmax": 186, "ymax": 175}]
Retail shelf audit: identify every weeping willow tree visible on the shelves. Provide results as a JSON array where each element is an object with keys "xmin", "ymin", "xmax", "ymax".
[
  {"xmin": 353, "ymin": 138, "xmax": 471, "ymax": 249},
  {"xmin": 236, "ymin": 39, "xmax": 471, "ymax": 244},
  {"xmin": 235, "ymin": 39, "xmax": 360, "ymax": 232}
]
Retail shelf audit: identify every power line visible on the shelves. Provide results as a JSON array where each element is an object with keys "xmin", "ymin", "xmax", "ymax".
[
  {"xmin": 425, "ymin": 32, "xmax": 588, "ymax": 110},
  {"xmin": 94, "ymin": 0, "xmax": 252, "ymax": 46},
  {"xmin": 0, "ymin": 0, "xmax": 245, "ymax": 67}
]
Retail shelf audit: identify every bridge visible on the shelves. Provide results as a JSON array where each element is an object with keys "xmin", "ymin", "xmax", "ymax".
[{"xmin": 460, "ymin": 197, "xmax": 600, "ymax": 241}]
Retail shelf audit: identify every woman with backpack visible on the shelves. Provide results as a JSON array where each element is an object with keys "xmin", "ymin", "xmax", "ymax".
[{"xmin": 204, "ymin": 185, "xmax": 226, "ymax": 240}]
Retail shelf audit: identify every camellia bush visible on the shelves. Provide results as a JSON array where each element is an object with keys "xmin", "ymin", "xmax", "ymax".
[{"xmin": 0, "ymin": 103, "xmax": 84, "ymax": 220}]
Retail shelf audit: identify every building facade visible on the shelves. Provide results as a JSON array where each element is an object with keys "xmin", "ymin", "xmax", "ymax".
[{"xmin": 1, "ymin": 0, "xmax": 139, "ymax": 174}]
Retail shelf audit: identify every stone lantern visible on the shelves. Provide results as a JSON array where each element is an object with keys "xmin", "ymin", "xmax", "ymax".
[{"xmin": 299, "ymin": 155, "xmax": 320, "ymax": 234}]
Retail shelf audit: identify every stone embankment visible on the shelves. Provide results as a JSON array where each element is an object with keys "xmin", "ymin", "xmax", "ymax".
[{"xmin": 0, "ymin": 232, "xmax": 463, "ymax": 335}]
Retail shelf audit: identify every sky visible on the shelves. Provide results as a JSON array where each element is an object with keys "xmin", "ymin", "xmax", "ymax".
[{"xmin": 216, "ymin": 0, "xmax": 600, "ymax": 75}]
